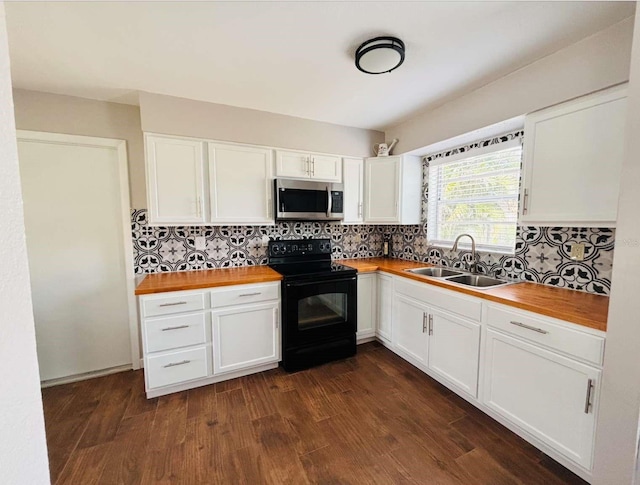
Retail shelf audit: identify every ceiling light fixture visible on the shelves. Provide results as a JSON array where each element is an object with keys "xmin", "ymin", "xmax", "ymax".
[{"xmin": 355, "ymin": 36, "xmax": 405, "ymax": 75}]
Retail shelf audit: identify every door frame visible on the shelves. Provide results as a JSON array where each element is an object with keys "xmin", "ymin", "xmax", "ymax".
[{"xmin": 16, "ymin": 130, "xmax": 141, "ymax": 373}]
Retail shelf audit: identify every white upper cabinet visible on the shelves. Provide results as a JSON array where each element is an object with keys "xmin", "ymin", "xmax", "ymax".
[
  {"xmin": 521, "ymin": 85, "xmax": 627, "ymax": 227},
  {"xmin": 146, "ymin": 134, "xmax": 206, "ymax": 225},
  {"xmin": 364, "ymin": 155, "xmax": 422, "ymax": 224},
  {"xmin": 208, "ymin": 143, "xmax": 274, "ymax": 225},
  {"xmin": 275, "ymin": 150, "xmax": 342, "ymax": 182},
  {"xmin": 342, "ymin": 157, "xmax": 364, "ymax": 224}
]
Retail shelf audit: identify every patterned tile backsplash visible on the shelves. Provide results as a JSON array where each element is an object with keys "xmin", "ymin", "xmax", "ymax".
[{"xmin": 131, "ymin": 209, "xmax": 614, "ymax": 295}]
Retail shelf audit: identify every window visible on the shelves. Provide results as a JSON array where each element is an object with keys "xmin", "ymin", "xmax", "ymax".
[{"xmin": 426, "ymin": 141, "xmax": 522, "ymax": 253}]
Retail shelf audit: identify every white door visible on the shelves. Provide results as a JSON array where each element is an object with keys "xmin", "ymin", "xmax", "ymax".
[
  {"xmin": 356, "ymin": 273, "xmax": 376, "ymax": 339},
  {"xmin": 145, "ymin": 134, "xmax": 206, "ymax": 224},
  {"xmin": 310, "ymin": 154, "xmax": 342, "ymax": 182},
  {"xmin": 393, "ymin": 295, "xmax": 429, "ymax": 366},
  {"xmin": 365, "ymin": 157, "xmax": 399, "ymax": 223},
  {"xmin": 275, "ymin": 150, "xmax": 310, "ymax": 179},
  {"xmin": 208, "ymin": 143, "xmax": 274, "ymax": 224},
  {"xmin": 212, "ymin": 302, "xmax": 280, "ymax": 375},
  {"xmin": 482, "ymin": 329, "xmax": 600, "ymax": 469},
  {"xmin": 376, "ymin": 273, "xmax": 393, "ymax": 343},
  {"xmin": 17, "ymin": 132, "xmax": 137, "ymax": 382},
  {"xmin": 343, "ymin": 157, "xmax": 364, "ymax": 224},
  {"xmin": 428, "ymin": 308, "xmax": 480, "ymax": 397}
]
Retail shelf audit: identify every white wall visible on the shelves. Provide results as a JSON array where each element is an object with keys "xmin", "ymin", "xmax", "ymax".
[
  {"xmin": 139, "ymin": 91, "xmax": 384, "ymax": 158},
  {"xmin": 12, "ymin": 89, "xmax": 146, "ymax": 208},
  {"xmin": 386, "ymin": 17, "xmax": 634, "ymax": 154},
  {"xmin": 592, "ymin": 8, "xmax": 640, "ymax": 485},
  {"xmin": 0, "ymin": 4, "xmax": 50, "ymax": 484}
]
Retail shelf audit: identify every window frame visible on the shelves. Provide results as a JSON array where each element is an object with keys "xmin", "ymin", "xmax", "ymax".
[{"xmin": 425, "ymin": 139, "xmax": 522, "ymax": 255}]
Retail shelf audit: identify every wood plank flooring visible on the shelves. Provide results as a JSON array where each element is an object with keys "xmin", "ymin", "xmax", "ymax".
[{"xmin": 41, "ymin": 342, "xmax": 587, "ymax": 484}]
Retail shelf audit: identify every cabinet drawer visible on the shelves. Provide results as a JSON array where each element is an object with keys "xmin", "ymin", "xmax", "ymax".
[
  {"xmin": 142, "ymin": 292, "xmax": 206, "ymax": 317},
  {"xmin": 144, "ymin": 312, "xmax": 207, "ymax": 353},
  {"xmin": 146, "ymin": 345, "xmax": 210, "ymax": 389},
  {"xmin": 486, "ymin": 304, "xmax": 605, "ymax": 366},
  {"xmin": 211, "ymin": 283, "xmax": 279, "ymax": 308},
  {"xmin": 395, "ymin": 277, "xmax": 482, "ymax": 322}
]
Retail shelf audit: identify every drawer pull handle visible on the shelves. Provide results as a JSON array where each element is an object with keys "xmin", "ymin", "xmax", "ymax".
[
  {"xmin": 428, "ymin": 314, "xmax": 433, "ymax": 335},
  {"xmin": 509, "ymin": 320, "xmax": 548, "ymax": 334},
  {"xmin": 161, "ymin": 325, "xmax": 190, "ymax": 332},
  {"xmin": 239, "ymin": 292, "xmax": 262, "ymax": 297},
  {"xmin": 163, "ymin": 360, "xmax": 191, "ymax": 368},
  {"xmin": 422, "ymin": 313, "xmax": 427, "ymax": 333},
  {"xmin": 584, "ymin": 378, "xmax": 595, "ymax": 414},
  {"xmin": 159, "ymin": 301, "xmax": 188, "ymax": 307}
]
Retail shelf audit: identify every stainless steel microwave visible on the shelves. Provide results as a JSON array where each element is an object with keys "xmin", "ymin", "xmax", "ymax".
[{"xmin": 274, "ymin": 179, "xmax": 344, "ymax": 221}]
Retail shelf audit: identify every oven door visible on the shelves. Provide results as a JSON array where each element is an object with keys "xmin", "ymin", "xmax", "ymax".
[{"xmin": 282, "ymin": 276, "xmax": 357, "ymax": 348}]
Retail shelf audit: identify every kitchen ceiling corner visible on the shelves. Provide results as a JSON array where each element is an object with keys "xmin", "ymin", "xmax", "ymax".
[{"xmin": 5, "ymin": 2, "xmax": 634, "ymax": 131}]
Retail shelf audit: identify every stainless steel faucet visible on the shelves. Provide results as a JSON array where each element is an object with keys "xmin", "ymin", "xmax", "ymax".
[{"xmin": 452, "ymin": 234, "xmax": 477, "ymax": 274}]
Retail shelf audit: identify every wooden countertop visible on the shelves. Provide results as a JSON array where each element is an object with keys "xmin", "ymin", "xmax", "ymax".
[
  {"xmin": 340, "ymin": 258, "xmax": 609, "ymax": 332},
  {"xmin": 135, "ymin": 266, "xmax": 283, "ymax": 295}
]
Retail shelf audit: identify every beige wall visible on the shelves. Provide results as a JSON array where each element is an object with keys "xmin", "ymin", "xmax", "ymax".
[
  {"xmin": 12, "ymin": 89, "xmax": 147, "ymax": 208},
  {"xmin": 0, "ymin": 5, "xmax": 50, "ymax": 483},
  {"xmin": 139, "ymin": 91, "xmax": 385, "ymax": 158},
  {"xmin": 592, "ymin": 8, "xmax": 640, "ymax": 484},
  {"xmin": 386, "ymin": 17, "xmax": 634, "ymax": 154}
]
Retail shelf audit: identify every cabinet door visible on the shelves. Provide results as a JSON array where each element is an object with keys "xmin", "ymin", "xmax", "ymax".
[
  {"xmin": 522, "ymin": 86, "xmax": 626, "ymax": 226},
  {"xmin": 343, "ymin": 157, "xmax": 364, "ymax": 224},
  {"xmin": 212, "ymin": 302, "xmax": 280, "ymax": 375},
  {"xmin": 208, "ymin": 143, "xmax": 274, "ymax": 224},
  {"xmin": 376, "ymin": 273, "xmax": 393, "ymax": 343},
  {"xmin": 146, "ymin": 135, "xmax": 206, "ymax": 224},
  {"xmin": 483, "ymin": 329, "xmax": 600, "ymax": 469},
  {"xmin": 310, "ymin": 154, "xmax": 342, "ymax": 182},
  {"xmin": 276, "ymin": 150, "xmax": 310, "ymax": 179},
  {"xmin": 393, "ymin": 295, "xmax": 429, "ymax": 366},
  {"xmin": 365, "ymin": 157, "xmax": 400, "ymax": 223},
  {"xmin": 357, "ymin": 273, "xmax": 376, "ymax": 339},
  {"xmin": 428, "ymin": 308, "xmax": 480, "ymax": 397}
]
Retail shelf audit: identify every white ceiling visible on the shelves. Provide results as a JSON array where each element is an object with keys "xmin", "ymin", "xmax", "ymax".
[{"xmin": 5, "ymin": 1, "xmax": 635, "ymax": 131}]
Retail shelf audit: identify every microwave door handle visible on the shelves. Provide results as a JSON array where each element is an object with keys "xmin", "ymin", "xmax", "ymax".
[{"xmin": 326, "ymin": 186, "xmax": 332, "ymax": 217}]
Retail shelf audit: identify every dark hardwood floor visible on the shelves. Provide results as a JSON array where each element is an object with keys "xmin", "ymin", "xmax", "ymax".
[{"xmin": 41, "ymin": 342, "xmax": 587, "ymax": 484}]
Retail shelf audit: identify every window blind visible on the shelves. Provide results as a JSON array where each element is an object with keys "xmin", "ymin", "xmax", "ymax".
[{"xmin": 427, "ymin": 143, "xmax": 522, "ymax": 253}]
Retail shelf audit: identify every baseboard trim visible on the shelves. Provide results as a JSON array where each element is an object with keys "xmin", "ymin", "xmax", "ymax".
[{"xmin": 40, "ymin": 363, "xmax": 133, "ymax": 388}]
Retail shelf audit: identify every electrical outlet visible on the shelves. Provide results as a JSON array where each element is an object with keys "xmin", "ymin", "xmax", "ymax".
[
  {"xmin": 570, "ymin": 242, "xmax": 585, "ymax": 261},
  {"xmin": 261, "ymin": 235, "xmax": 270, "ymax": 247},
  {"xmin": 355, "ymin": 234, "xmax": 362, "ymax": 243},
  {"xmin": 195, "ymin": 236, "xmax": 206, "ymax": 251}
]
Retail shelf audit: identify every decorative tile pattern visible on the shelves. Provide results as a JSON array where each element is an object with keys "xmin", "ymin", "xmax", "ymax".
[{"xmin": 131, "ymin": 209, "xmax": 384, "ymax": 274}]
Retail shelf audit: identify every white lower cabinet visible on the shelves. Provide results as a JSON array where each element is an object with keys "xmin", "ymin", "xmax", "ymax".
[
  {"xmin": 482, "ymin": 328, "xmax": 600, "ymax": 470},
  {"xmin": 356, "ymin": 273, "xmax": 376, "ymax": 340},
  {"xmin": 428, "ymin": 308, "xmax": 480, "ymax": 398},
  {"xmin": 140, "ymin": 281, "xmax": 280, "ymax": 398},
  {"xmin": 212, "ymin": 302, "xmax": 280, "ymax": 375},
  {"xmin": 393, "ymin": 295, "xmax": 429, "ymax": 366},
  {"xmin": 376, "ymin": 273, "xmax": 393, "ymax": 343}
]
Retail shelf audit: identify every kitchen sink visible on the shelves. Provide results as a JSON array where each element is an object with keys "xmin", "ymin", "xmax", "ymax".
[
  {"xmin": 445, "ymin": 274, "xmax": 510, "ymax": 288},
  {"xmin": 405, "ymin": 267, "xmax": 464, "ymax": 278}
]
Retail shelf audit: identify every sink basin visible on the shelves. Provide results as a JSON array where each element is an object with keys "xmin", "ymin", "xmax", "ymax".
[
  {"xmin": 406, "ymin": 267, "xmax": 464, "ymax": 278},
  {"xmin": 445, "ymin": 274, "xmax": 510, "ymax": 288}
]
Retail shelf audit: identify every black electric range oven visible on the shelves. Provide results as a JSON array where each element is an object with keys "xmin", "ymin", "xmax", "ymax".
[{"xmin": 268, "ymin": 239, "xmax": 357, "ymax": 371}]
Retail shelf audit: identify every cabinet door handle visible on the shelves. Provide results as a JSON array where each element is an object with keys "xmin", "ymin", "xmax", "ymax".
[
  {"xmin": 584, "ymin": 378, "xmax": 595, "ymax": 414},
  {"xmin": 422, "ymin": 313, "xmax": 427, "ymax": 333},
  {"xmin": 274, "ymin": 307, "xmax": 279, "ymax": 329},
  {"xmin": 196, "ymin": 195, "xmax": 202, "ymax": 218},
  {"xmin": 305, "ymin": 157, "xmax": 310, "ymax": 175},
  {"xmin": 239, "ymin": 292, "xmax": 262, "ymax": 297},
  {"xmin": 163, "ymin": 360, "xmax": 191, "ymax": 368},
  {"xmin": 522, "ymin": 189, "xmax": 529, "ymax": 215},
  {"xmin": 311, "ymin": 157, "xmax": 316, "ymax": 176},
  {"xmin": 159, "ymin": 301, "xmax": 188, "ymax": 307},
  {"xmin": 358, "ymin": 202, "xmax": 363, "ymax": 218},
  {"xmin": 510, "ymin": 320, "xmax": 548, "ymax": 334},
  {"xmin": 161, "ymin": 325, "xmax": 190, "ymax": 332},
  {"xmin": 428, "ymin": 314, "xmax": 433, "ymax": 335}
]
